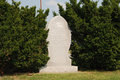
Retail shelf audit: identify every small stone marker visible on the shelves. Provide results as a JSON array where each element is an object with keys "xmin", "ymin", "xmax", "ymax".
[{"xmin": 39, "ymin": 16, "xmax": 78, "ymax": 73}]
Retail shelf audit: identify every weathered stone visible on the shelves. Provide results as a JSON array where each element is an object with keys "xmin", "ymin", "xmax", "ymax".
[{"xmin": 39, "ymin": 16, "xmax": 78, "ymax": 73}]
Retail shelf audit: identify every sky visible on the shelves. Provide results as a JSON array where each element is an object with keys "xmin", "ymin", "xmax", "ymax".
[{"xmin": 7, "ymin": 0, "xmax": 103, "ymax": 22}]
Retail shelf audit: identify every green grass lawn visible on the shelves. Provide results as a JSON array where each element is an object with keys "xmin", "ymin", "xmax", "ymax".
[{"xmin": 1, "ymin": 70, "xmax": 120, "ymax": 80}]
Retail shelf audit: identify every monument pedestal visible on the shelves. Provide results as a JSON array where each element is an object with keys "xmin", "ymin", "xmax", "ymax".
[{"xmin": 39, "ymin": 66, "xmax": 78, "ymax": 73}]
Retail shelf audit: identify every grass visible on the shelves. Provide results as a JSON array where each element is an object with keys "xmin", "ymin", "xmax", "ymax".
[{"xmin": 0, "ymin": 70, "xmax": 120, "ymax": 80}]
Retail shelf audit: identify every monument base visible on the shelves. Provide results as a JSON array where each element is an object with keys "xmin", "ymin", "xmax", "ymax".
[{"xmin": 39, "ymin": 66, "xmax": 78, "ymax": 73}]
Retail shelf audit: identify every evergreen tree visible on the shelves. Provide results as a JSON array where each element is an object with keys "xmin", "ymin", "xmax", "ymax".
[
  {"xmin": 0, "ymin": 0, "xmax": 49, "ymax": 74},
  {"xmin": 52, "ymin": 11, "xmax": 59, "ymax": 17},
  {"xmin": 57, "ymin": 0, "xmax": 120, "ymax": 70}
]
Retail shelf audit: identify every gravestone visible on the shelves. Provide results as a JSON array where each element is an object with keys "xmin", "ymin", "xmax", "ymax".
[{"xmin": 39, "ymin": 16, "xmax": 78, "ymax": 73}]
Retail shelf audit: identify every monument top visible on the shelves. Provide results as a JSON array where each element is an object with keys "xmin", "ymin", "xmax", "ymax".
[
  {"xmin": 45, "ymin": 16, "xmax": 69, "ymax": 30},
  {"xmin": 46, "ymin": 16, "xmax": 71, "ymax": 47}
]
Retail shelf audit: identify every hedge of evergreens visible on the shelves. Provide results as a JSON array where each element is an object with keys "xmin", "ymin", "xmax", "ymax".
[
  {"xmin": 0, "ymin": 0, "xmax": 49, "ymax": 74},
  {"xmin": 57, "ymin": 0, "xmax": 120, "ymax": 70},
  {"xmin": 1, "ymin": 0, "xmax": 120, "ymax": 74}
]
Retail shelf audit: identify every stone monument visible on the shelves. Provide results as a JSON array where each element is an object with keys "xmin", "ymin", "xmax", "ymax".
[{"xmin": 39, "ymin": 16, "xmax": 78, "ymax": 73}]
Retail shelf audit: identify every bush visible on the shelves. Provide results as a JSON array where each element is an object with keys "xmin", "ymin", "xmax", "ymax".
[
  {"xmin": 57, "ymin": 0, "xmax": 120, "ymax": 70},
  {"xmin": 0, "ymin": 0, "xmax": 49, "ymax": 74}
]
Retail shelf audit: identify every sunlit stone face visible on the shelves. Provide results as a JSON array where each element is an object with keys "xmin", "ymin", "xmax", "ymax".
[
  {"xmin": 45, "ymin": 16, "xmax": 71, "ymax": 66},
  {"xmin": 48, "ymin": 22, "xmax": 68, "ymax": 46}
]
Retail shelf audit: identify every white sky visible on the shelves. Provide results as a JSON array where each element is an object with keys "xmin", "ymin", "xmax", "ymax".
[{"xmin": 7, "ymin": 0, "xmax": 103, "ymax": 22}]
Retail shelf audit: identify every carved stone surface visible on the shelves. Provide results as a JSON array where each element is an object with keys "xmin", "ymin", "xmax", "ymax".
[{"xmin": 39, "ymin": 16, "xmax": 78, "ymax": 73}]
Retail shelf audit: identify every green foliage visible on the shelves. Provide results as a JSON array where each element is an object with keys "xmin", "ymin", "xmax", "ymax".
[
  {"xmin": 0, "ymin": 0, "xmax": 49, "ymax": 74},
  {"xmin": 52, "ymin": 11, "xmax": 58, "ymax": 17},
  {"xmin": 58, "ymin": 0, "xmax": 120, "ymax": 70}
]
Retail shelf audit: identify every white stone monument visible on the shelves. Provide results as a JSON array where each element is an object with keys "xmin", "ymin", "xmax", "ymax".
[{"xmin": 39, "ymin": 16, "xmax": 78, "ymax": 73}]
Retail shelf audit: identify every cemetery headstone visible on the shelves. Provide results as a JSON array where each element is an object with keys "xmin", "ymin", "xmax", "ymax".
[{"xmin": 39, "ymin": 16, "xmax": 78, "ymax": 73}]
